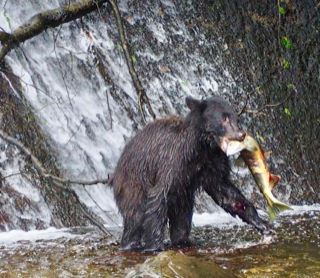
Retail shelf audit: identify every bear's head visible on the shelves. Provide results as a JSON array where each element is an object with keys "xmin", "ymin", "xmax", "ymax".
[{"xmin": 186, "ymin": 96, "xmax": 245, "ymax": 153}]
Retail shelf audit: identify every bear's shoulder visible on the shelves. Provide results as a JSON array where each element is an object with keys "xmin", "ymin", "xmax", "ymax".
[
  {"xmin": 144, "ymin": 116, "xmax": 185, "ymax": 132},
  {"xmin": 153, "ymin": 116, "xmax": 183, "ymax": 125}
]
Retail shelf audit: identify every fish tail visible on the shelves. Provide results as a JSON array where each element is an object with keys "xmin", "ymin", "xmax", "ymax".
[{"xmin": 268, "ymin": 200, "xmax": 292, "ymax": 221}]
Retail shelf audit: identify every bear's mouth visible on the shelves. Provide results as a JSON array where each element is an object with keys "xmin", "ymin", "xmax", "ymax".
[
  {"xmin": 220, "ymin": 137, "xmax": 230, "ymax": 153},
  {"xmin": 220, "ymin": 136, "xmax": 246, "ymax": 155}
]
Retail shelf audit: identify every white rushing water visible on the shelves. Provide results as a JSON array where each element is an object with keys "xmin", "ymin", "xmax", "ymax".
[
  {"xmin": 0, "ymin": 0, "xmax": 239, "ymax": 229},
  {"xmin": 0, "ymin": 204, "xmax": 319, "ymax": 248}
]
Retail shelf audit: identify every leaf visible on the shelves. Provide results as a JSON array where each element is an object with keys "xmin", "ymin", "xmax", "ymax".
[
  {"xmin": 287, "ymin": 83, "xmax": 294, "ymax": 89},
  {"xmin": 279, "ymin": 7, "xmax": 286, "ymax": 15},
  {"xmin": 283, "ymin": 59, "xmax": 290, "ymax": 69},
  {"xmin": 256, "ymin": 134, "xmax": 265, "ymax": 142},
  {"xmin": 317, "ymin": 119, "xmax": 320, "ymax": 124},
  {"xmin": 4, "ymin": 13, "xmax": 11, "ymax": 26},
  {"xmin": 284, "ymin": 108, "xmax": 291, "ymax": 116},
  {"xmin": 131, "ymin": 55, "xmax": 137, "ymax": 62},
  {"xmin": 281, "ymin": 37, "xmax": 293, "ymax": 48},
  {"xmin": 255, "ymin": 86, "xmax": 264, "ymax": 94},
  {"xmin": 115, "ymin": 44, "xmax": 122, "ymax": 51}
]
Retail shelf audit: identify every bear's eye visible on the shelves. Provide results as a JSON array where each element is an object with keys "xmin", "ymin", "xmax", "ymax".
[{"xmin": 221, "ymin": 113, "xmax": 230, "ymax": 125}]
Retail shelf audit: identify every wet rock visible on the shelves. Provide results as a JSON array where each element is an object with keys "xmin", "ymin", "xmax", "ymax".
[{"xmin": 126, "ymin": 250, "xmax": 236, "ymax": 278}]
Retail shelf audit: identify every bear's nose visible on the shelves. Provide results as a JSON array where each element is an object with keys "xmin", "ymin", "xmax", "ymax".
[{"xmin": 238, "ymin": 131, "xmax": 246, "ymax": 141}]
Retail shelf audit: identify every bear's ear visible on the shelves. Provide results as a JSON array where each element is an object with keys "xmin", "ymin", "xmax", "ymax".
[{"xmin": 186, "ymin": 97, "xmax": 204, "ymax": 111}]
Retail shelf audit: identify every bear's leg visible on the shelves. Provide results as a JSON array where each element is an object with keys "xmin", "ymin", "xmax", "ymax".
[
  {"xmin": 168, "ymin": 193, "xmax": 194, "ymax": 247},
  {"xmin": 141, "ymin": 185, "xmax": 168, "ymax": 252},
  {"xmin": 204, "ymin": 177, "xmax": 268, "ymax": 232},
  {"xmin": 120, "ymin": 216, "xmax": 143, "ymax": 251}
]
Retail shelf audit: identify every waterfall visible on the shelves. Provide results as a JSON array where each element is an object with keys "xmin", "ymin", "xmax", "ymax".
[{"xmin": 0, "ymin": 0, "xmax": 297, "ymax": 231}]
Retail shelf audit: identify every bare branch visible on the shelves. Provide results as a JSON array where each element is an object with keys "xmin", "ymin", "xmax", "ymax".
[
  {"xmin": 0, "ymin": 172, "xmax": 26, "ymax": 180},
  {"xmin": 239, "ymin": 87, "xmax": 295, "ymax": 116},
  {"xmin": 109, "ymin": 0, "xmax": 156, "ymax": 124},
  {"xmin": 0, "ymin": 128, "xmax": 112, "ymax": 235},
  {"xmin": 106, "ymin": 89, "xmax": 113, "ymax": 130},
  {"xmin": 0, "ymin": 129, "xmax": 48, "ymax": 174},
  {"xmin": 0, "ymin": 129, "xmax": 110, "ymax": 186},
  {"xmin": 50, "ymin": 175, "xmax": 110, "ymax": 185},
  {"xmin": 51, "ymin": 179, "xmax": 112, "ymax": 236},
  {"xmin": 0, "ymin": 0, "xmax": 108, "ymax": 62},
  {"xmin": 237, "ymin": 90, "xmax": 255, "ymax": 116}
]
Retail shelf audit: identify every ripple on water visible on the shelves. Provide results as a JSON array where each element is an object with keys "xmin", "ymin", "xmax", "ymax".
[{"xmin": 0, "ymin": 207, "xmax": 319, "ymax": 277}]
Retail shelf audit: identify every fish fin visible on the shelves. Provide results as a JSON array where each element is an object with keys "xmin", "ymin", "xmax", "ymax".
[
  {"xmin": 268, "ymin": 201, "xmax": 292, "ymax": 221},
  {"xmin": 269, "ymin": 174, "xmax": 281, "ymax": 191}
]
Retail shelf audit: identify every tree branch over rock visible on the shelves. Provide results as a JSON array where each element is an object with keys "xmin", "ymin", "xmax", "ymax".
[
  {"xmin": 0, "ymin": 129, "xmax": 110, "ymax": 185},
  {"xmin": 238, "ymin": 86, "xmax": 296, "ymax": 116},
  {"xmin": 0, "ymin": 128, "xmax": 112, "ymax": 235},
  {"xmin": 0, "ymin": 0, "xmax": 108, "ymax": 62},
  {"xmin": 110, "ymin": 0, "xmax": 156, "ymax": 124}
]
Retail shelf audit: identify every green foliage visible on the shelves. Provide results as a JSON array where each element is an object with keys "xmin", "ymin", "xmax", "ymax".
[
  {"xmin": 4, "ymin": 12, "xmax": 11, "ymax": 28},
  {"xmin": 279, "ymin": 7, "xmax": 286, "ymax": 15},
  {"xmin": 115, "ymin": 44, "xmax": 122, "ymax": 51},
  {"xmin": 281, "ymin": 37, "xmax": 293, "ymax": 48},
  {"xmin": 284, "ymin": 108, "xmax": 291, "ymax": 116},
  {"xmin": 283, "ymin": 59, "xmax": 290, "ymax": 69},
  {"xmin": 317, "ymin": 119, "xmax": 320, "ymax": 124},
  {"xmin": 131, "ymin": 55, "xmax": 137, "ymax": 62},
  {"xmin": 287, "ymin": 83, "xmax": 294, "ymax": 89},
  {"xmin": 255, "ymin": 86, "xmax": 263, "ymax": 94},
  {"xmin": 256, "ymin": 134, "xmax": 265, "ymax": 142},
  {"xmin": 181, "ymin": 81, "xmax": 188, "ymax": 87}
]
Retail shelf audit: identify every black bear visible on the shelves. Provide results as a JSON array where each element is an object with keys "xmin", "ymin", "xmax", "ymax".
[{"xmin": 112, "ymin": 96, "xmax": 267, "ymax": 252}]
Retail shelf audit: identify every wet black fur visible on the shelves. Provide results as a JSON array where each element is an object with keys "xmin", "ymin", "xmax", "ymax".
[{"xmin": 112, "ymin": 97, "xmax": 267, "ymax": 252}]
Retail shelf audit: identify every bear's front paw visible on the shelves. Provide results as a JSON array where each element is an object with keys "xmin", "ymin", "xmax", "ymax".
[
  {"xmin": 120, "ymin": 242, "xmax": 143, "ymax": 251},
  {"xmin": 251, "ymin": 218, "xmax": 271, "ymax": 234},
  {"xmin": 171, "ymin": 239, "xmax": 193, "ymax": 248},
  {"xmin": 142, "ymin": 243, "xmax": 165, "ymax": 253}
]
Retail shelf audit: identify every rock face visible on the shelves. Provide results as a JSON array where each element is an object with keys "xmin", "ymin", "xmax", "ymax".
[
  {"xmin": 126, "ymin": 250, "xmax": 236, "ymax": 278},
  {"xmin": 192, "ymin": 0, "xmax": 320, "ymax": 203}
]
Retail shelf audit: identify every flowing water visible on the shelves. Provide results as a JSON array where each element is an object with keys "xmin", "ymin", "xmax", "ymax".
[{"xmin": 0, "ymin": 206, "xmax": 319, "ymax": 277}]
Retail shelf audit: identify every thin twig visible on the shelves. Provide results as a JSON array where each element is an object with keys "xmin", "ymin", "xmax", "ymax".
[
  {"xmin": 238, "ymin": 90, "xmax": 256, "ymax": 116},
  {"xmin": 52, "ymin": 179, "xmax": 112, "ymax": 236},
  {"xmin": 277, "ymin": 0, "xmax": 282, "ymax": 50},
  {"xmin": 240, "ymin": 89, "xmax": 294, "ymax": 115},
  {"xmin": 0, "ymin": 129, "xmax": 110, "ymax": 186},
  {"xmin": 52, "ymin": 28, "xmax": 73, "ymax": 108},
  {"xmin": 0, "ymin": 68, "xmax": 56, "ymax": 101},
  {"xmin": 109, "ymin": 0, "xmax": 156, "ymax": 124},
  {"xmin": 82, "ymin": 185, "xmax": 118, "ymax": 225},
  {"xmin": 0, "ymin": 172, "xmax": 26, "ymax": 180},
  {"xmin": 3, "ymin": 0, "xmax": 9, "ymax": 9},
  {"xmin": 106, "ymin": 89, "xmax": 113, "ymax": 130},
  {"xmin": 0, "ymin": 129, "xmax": 48, "ymax": 175},
  {"xmin": 0, "ymin": 128, "xmax": 112, "ymax": 235}
]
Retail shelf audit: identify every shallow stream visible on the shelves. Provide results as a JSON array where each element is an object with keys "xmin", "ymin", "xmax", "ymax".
[{"xmin": 0, "ymin": 205, "xmax": 319, "ymax": 277}]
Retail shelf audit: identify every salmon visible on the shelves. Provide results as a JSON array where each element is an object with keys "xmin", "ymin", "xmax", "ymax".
[{"xmin": 227, "ymin": 134, "xmax": 291, "ymax": 220}]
